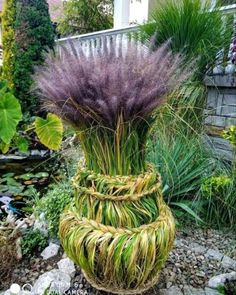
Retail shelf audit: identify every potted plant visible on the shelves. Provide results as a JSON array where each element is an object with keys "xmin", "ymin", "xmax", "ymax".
[{"xmin": 34, "ymin": 40, "xmax": 189, "ymax": 294}]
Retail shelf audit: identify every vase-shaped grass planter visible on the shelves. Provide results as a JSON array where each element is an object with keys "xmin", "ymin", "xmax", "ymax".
[
  {"xmin": 34, "ymin": 40, "xmax": 190, "ymax": 294},
  {"xmin": 59, "ymin": 165, "xmax": 175, "ymax": 294}
]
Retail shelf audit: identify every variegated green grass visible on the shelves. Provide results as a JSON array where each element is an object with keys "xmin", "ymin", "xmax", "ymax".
[
  {"xmin": 59, "ymin": 195, "xmax": 175, "ymax": 294},
  {"xmin": 77, "ymin": 116, "xmax": 153, "ymax": 176},
  {"xmin": 72, "ymin": 164, "xmax": 161, "ymax": 228}
]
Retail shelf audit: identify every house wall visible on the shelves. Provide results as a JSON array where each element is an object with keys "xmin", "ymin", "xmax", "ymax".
[{"xmin": 204, "ymin": 75, "xmax": 236, "ymax": 160}]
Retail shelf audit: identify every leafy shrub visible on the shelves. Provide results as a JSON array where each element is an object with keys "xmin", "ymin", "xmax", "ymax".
[
  {"xmin": 57, "ymin": 0, "xmax": 113, "ymax": 36},
  {"xmin": 148, "ymin": 133, "xmax": 215, "ymax": 201},
  {"xmin": 223, "ymin": 126, "xmax": 236, "ymax": 147},
  {"xmin": 201, "ymin": 175, "xmax": 233, "ymax": 198},
  {"xmin": 21, "ymin": 228, "xmax": 48, "ymax": 255},
  {"xmin": 0, "ymin": 80, "xmax": 63, "ymax": 153},
  {"xmin": 2, "ymin": 0, "xmax": 16, "ymax": 87},
  {"xmin": 199, "ymin": 174, "xmax": 236, "ymax": 229},
  {"xmin": 148, "ymin": 132, "xmax": 223, "ymax": 222},
  {"xmin": 36, "ymin": 182, "xmax": 73, "ymax": 237},
  {"xmin": 13, "ymin": 0, "xmax": 55, "ymax": 114}
]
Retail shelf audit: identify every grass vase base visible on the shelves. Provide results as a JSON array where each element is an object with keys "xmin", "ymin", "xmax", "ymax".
[{"xmin": 59, "ymin": 167, "xmax": 175, "ymax": 294}]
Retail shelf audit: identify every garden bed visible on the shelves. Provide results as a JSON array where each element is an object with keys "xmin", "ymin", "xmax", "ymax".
[{"xmin": 3, "ymin": 226, "xmax": 235, "ymax": 295}]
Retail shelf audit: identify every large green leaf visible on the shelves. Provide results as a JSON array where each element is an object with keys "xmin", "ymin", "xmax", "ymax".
[
  {"xmin": 35, "ymin": 113, "xmax": 63, "ymax": 150},
  {"xmin": 0, "ymin": 93, "xmax": 22, "ymax": 144}
]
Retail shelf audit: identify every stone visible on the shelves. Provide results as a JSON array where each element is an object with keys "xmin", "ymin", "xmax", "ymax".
[
  {"xmin": 204, "ymin": 287, "xmax": 221, "ymax": 295},
  {"xmin": 159, "ymin": 286, "xmax": 183, "ymax": 295},
  {"xmin": 174, "ymin": 239, "xmax": 184, "ymax": 248},
  {"xmin": 224, "ymin": 63, "xmax": 235, "ymax": 74},
  {"xmin": 183, "ymin": 286, "xmax": 205, "ymax": 295},
  {"xmin": 166, "ymin": 282, "xmax": 172, "ymax": 289},
  {"xmin": 57, "ymin": 257, "xmax": 76, "ymax": 278},
  {"xmin": 212, "ymin": 65, "xmax": 224, "ymax": 75},
  {"xmin": 205, "ymin": 249, "xmax": 223, "ymax": 261},
  {"xmin": 196, "ymin": 271, "xmax": 205, "ymax": 278},
  {"xmin": 221, "ymin": 256, "xmax": 236, "ymax": 270},
  {"xmin": 34, "ymin": 213, "xmax": 48, "ymax": 236},
  {"xmin": 205, "ymin": 115, "xmax": 226, "ymax": 128},
  {"xmin": 208, "ymin": 272, "xmax": 236, "ymax": 289},
  {"xmin": 32, "ymin": 269, "xmax": 71, "ymax": 295},
  {"xmin": 41, "ymin": 242, "xmax": 60, "ymax": 260},
  {"xmin": 190, "ymin": 243, "xmax": 207, "ymax": 254}
]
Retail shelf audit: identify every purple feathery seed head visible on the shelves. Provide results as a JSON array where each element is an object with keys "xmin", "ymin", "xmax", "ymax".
[{"xmin": 34, "ymin": 39, "xmax": 191, "ymax": 129}]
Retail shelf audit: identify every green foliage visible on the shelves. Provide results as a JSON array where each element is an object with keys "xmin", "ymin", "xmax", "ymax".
[
  {"xmin": 0, "ymin": 81, "xmax": 63, "ymax": 153},
  {"xmin": 35, "ymin": 113, "xmax": 63, "ymax": 151},
  {"xmin": 0, "ymin": 171, "xmax": 49, "ymax": 203},
  {"xmin": 148, "ymin": 132, "xmax": 217, "ymax": 222},
  {"xmin": 79, "ymin": 119, "xmax": 152, "ymax": 176},
  {"xmin": 14, "ymin": 134, "xmax": 29, "ymax": 153},
  {"xmin": 223, "ymin": 125, "xmax": 236, "ymax": 147},
  {"xmin": 35, "ymin": 182, "xmax": 73, "ymax": 237},
  {"xmin": 198, "ymin": 173, "xmax": 236, "ymax": 229},
  {"xmin": 74, "ymin": 166, "xmax": 160, "ymax": 228},
  {"xmin": 13, "ymin": 0, "xmax": 55, "ymax": 114},
  {"xmin": 57, "ymin": 0, "xmax": 113, "ymax": 36},
  {"xmin": 2, "ymin": 0, "xmax": 16, "ymax": 87},
  {"xmin": 201, "ymin": 175, "xmax": 233, "ymax": 198},
  {"xmin": 0, "ymin": 93, "xmax": 22, "ymax": 143},
  {"xmin": 140, "ymin": 0, "xmax": 232, "ymax": 81},
  {"xmin": 148, "ymin": 133, "xmax": 214, "ymax": 201},
  {"xmin": 0, "ymin": 80, "xmax": 22, "ymax": 152},
  {"xmin": 21, "ymin": 228, "xmax": 48, "ymax": 255},
  {"xmin": 218, "ymin": 0, "xmax": 236, "ymax": 4}
]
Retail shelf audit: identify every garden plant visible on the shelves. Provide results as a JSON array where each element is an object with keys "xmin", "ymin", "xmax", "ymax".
[
  {"xmin": 34, "ymin": 40, "xmax": 191, "ymax": 294},
  {"xmin": 140, "ymin": 0, "xmax": 232, "ymax": 132},
  {"xmin": 2, "ymin": 0, "xmax": 55, "ymax": 114}
]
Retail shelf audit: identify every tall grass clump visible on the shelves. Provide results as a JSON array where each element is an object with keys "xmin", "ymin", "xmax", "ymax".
[
  {"xmin": 34, "ymin": 40, "xmax": 191, "ymax": 293},
  {"xmin": 141, "ymin": 0, "xmax": 232, "ymax": 81},
  {"xmin": 140, "ymin": 0, "xmax": 232, "ymax": 132},
  {"xmin": 199, "ymin": 173, "xmax": 236, "ymax": 229},
  {"xmin": 148, "ymin": 133, "xmax": 214, "ymax": 202}
]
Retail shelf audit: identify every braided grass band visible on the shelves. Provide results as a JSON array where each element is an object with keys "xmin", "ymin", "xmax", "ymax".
[
  {"xmin": 72, "ymin": 163, "xmax": 159, "ymax": 201},
  {"xmin": 73, "ymin": 165, "xmax": 162, "ymax": 228},
  {"xmin": 59, "ymin": 198, "xmax": 175, "ymax": 294}
]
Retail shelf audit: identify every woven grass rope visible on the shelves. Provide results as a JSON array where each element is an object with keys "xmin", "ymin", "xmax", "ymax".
[{"xmin": 59, "ymin": 164, "xmax": 175, "ymax": 294}]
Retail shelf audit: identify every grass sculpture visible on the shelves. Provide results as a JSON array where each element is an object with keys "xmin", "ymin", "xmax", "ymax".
[{"xmin": 34, "ymin": 40, "xmax": 190, "ymax": 294}]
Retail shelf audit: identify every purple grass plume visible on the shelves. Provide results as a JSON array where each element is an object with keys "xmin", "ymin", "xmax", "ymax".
[{"xmin": 34, "ymin": 39, "xmax": 191, "ymax": 129}]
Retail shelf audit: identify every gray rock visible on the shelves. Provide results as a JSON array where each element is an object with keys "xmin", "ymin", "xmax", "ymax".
[
  {"xmin": 204, "ymin": 287, "xmax": 221, "ymax": 295},
  {"xmin": 174, "ymin": 239, "xmax": 184, "ymax": 248},
  {"xmin": 57, "ymin": 257, "xmax": 76, "ymax": 278},
  {"xmin": 205, "ymin": 249, "xmax": 223, "ymax": 261},
  {"xmin": 33, "ymin": 269, "xmax": 71, "ymax": 295},
  {"xmin": 34, "ymin": 213, "xmax": 48, "ymax": 236},
  {"xmin": 208, "ymin": 272, "xmax": 236, "ymax": 289},
  {"xmin": 159, "ymin": 286, "xmax": 183, "ymax": 295},
  {"xmin": 221, "ymin": 256, "xmax": 236, "ymax": 270},
  {"xmin": 190, "ymin": 243, "xmax": 207, "ymax": 254},
  {"xmin": 212, "ymin": 65, "xmax": 224, "ymax": 75},
  {"xmin": 41, "ymin": 242, "xmax": 60, "ymax": 260},
  {"xmin": 183, "ymin": 286, "xmax": 205, "ymax": 295}
]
